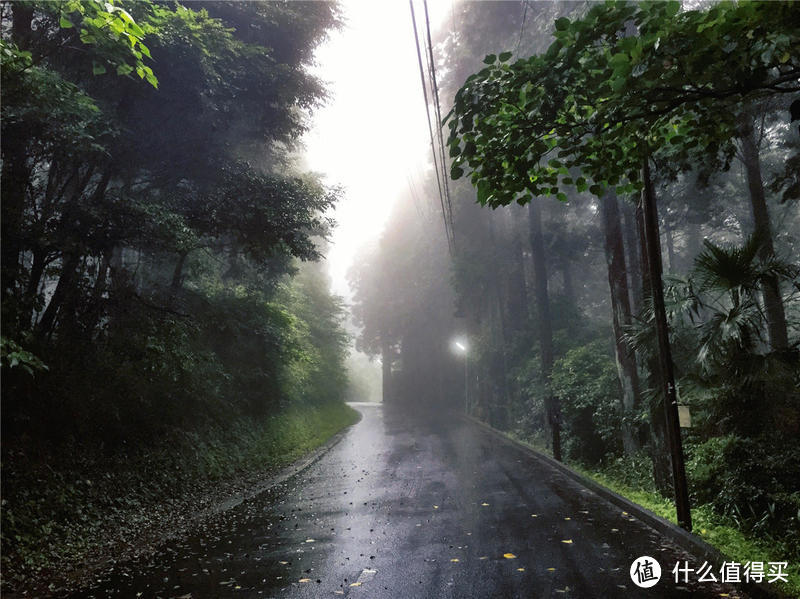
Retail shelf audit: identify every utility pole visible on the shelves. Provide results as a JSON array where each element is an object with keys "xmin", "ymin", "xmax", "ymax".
[
  {"xmin": 453, "ymin": 339, "xmax": 469, "ymax": 413},
  {"xmin": 641, "ymin": 152, "xmax": 692, "ymax": 531},
  {"xmin": 464, "ymin": 352, "xmax": 469, "ymax": 414}
]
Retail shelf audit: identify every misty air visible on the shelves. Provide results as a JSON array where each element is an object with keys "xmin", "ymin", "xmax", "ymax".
[{"xmin": 1, "ymin": 1, "xmax": 799, "ymax": 597}]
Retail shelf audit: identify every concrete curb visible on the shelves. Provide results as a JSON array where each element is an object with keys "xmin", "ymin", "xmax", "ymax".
[{"xmin": 461, "ymin": 414, "xmax": 789, "ymax": 599}]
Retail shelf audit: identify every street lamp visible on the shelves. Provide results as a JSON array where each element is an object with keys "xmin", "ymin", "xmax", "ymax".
[{"xmin": 451, "ymin": 337, "xmax": 469, "ymax": 413}]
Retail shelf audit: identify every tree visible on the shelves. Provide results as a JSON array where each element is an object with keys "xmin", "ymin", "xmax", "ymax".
[
  {"xmin": 446, "ymin": 0, "xmax": 799, "ymax": 528},
  {"xmin": 1, "ymin": 0, "xmax": 344, "ymax": 433},
  {"xmin": 599, "ymin": 191, "xmax": 642, "ymax": 454}
]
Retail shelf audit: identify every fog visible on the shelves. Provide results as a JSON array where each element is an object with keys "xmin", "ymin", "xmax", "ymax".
[{"xmin": 3, "ymin": 1, "xmax": 798, "ymax": 595}]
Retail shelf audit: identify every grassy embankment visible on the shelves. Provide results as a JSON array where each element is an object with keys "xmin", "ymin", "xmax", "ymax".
[{"xmin": 1, "ymin": 402, "xmax": 360, "ymax": 593}]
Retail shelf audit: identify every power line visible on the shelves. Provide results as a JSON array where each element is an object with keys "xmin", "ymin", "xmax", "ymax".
[
  {"xmin": 407, "ymin": 173, "xmax": 425, "ymax": 218},
  {"xmin": 422, "ymin": 0, "xmax": 456, "ymax": 250},
  {"xmin": 409, "ymin": 0, "xmax": 454, "ymax": 254}
]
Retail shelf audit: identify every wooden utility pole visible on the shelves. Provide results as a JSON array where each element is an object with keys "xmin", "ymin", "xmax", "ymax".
[{"xmin": 641, "ymin": 154, "xmax": 692, "ymax": 531}]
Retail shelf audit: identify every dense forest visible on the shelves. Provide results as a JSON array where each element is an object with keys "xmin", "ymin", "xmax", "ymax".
[
  {"xmin": 2, "ymin": 0, "xmax": 800, "ymax": 596},
  {"xmin": 350, "ymin": 0, "xmax": 800, "ymax": 590},
  {"xmin": 1, "ymin": 1, "xmax": 359, "ymax": 591}
]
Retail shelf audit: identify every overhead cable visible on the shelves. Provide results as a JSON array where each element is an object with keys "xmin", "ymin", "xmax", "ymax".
[
  {"xmin": 422, "ymin": 0, "xmax": 456, "ymax": 250},
  {"xmin": 409, "ymin": 0, "xmax": 455, "ymax": 254}
]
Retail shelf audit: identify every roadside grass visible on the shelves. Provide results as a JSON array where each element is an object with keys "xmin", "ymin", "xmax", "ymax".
[
  {"xmin": 575, "ymin": 468, "xmax": 800, "ymax": 598},
  {"xmin": 194, "ymin": 401, "xmax": 361, "ymax": 479},
  {"xmin": 502, "ymin": 428, "xmax": 799, "ymax": 597},
  {"xmin": 1, "ymin": 401, "xmax": 361, "ymax": 593}
]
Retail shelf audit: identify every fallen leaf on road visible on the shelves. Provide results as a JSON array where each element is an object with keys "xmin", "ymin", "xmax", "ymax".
[
  {"xmin": 503, "ymin": 553, "xmax": 516, "ymax": 559},
  {"xmin": 299, "ymin": 578, "xmax": 311, "ymax": 583}
]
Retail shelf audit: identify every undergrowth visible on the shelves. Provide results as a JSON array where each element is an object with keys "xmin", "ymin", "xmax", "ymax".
[
  {"xmin": 505, "ymin": 429, "xmax": 799, "ymax": 598},
  {"xmin": 1, "ymin": 401, "xmax": 360, "ymax": 593},
  {"xmin": 579, "ymin": 467, "xmax": 800, "ymax": 598}
]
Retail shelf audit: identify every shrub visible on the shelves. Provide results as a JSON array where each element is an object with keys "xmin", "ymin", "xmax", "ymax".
[
  {"xmin": 687, "ymin": 435, "xmax": 800, "ymax": 547},
  {"xmin": 551, "ymin": 340, "xmax": 623, "ymax": 464}
]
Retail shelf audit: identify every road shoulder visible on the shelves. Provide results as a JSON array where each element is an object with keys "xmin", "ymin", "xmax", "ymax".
[{"xmin": 462, "ymin": 414, "xmax": 788, "ymax": 599}]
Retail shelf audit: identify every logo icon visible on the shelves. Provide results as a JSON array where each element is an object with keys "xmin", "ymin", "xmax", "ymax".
[{"xmin": 631, "ymin": 555, "xmax": 662, "ymax": 588}]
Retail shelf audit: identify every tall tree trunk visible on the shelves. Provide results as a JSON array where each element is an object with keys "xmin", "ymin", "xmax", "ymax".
[
  {"xmin": 381, "ymin": 336, "xmax": 392, "ymax": 403},
  {"xmin": 621, "ymin": 200, "xmax": 643, "ymax": 314},
  {"xmin": 528, "ymin": 200, "xmax": 561, "ymax": 461},
  {"xmin": 19, "ymin": 248, "xmax": 48, "ymax": 330},
  {"xmin": 739, "ymin": 115, "xmax": 789, "ymax": 350},
  {"xmin": 599, "ymin": 192, "xmax": 641, "ymax": 455},
  {"xmin": 488, "ymin": 218, "xmax": 512, "ymax": 427},
  {"xmin": 171, "ymin": 250, "xmax": 189, "ymax": 292},
  {"xmin": 641, "ymin": 155, "xmax": 692, "ymax": 531},
  {"xmin": 36, "ymin": 170, "xmax": 112, "ymax": 339},
  {"xmin": 662, "ymin": 217, "xmax": 676, "ymax": 274},
  {"xmin": 561, "ymin": 260, "xmax": 576, "ymax": 307},
  {"xmin": 35, "ymin": 253, "xmax": 81, "ymax": 340},
  {"xmin": 1, "ymin": 4, "xmax": 36, "ymax": 292},
  {"xmin": 633, "ymin": 194, "xmax": 671, "ymax": 494},
  {"xmin": 634, "ymin": 200, "xmax": 653, "ymax": 302},
  {"xmin": 86, "ymin": 251, "xmax": 112, "ymax": 334},
  {"xmin": 685, "ymin": 221, "xmax": 703, "ymax": 268},
  {"xmin": 508, "ymin": 210, "xmax": 529, "ymax": 332}
]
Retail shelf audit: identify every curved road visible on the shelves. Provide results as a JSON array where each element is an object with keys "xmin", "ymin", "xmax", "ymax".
[{"xmin": 76, "ymin": 403, "xmax": 747, "ymax": 598}]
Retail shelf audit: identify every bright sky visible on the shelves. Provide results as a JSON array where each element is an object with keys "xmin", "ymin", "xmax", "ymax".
[{"xmin": 303, "ymin": 0, "xmax": 451, "ymax": 299}]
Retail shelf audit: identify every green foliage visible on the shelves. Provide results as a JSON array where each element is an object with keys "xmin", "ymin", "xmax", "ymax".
[
  {"xmin": 576, "ymin": 462, "xmax": 800, "ymax": 597},
  {"xmin": 551, "ymin": 341, "xmax": 624, "ymax": 464},
  {"xmin": 1, "ymin": 2, "xmax": 349, "ymax": 590},
  {"xmin": 687, "ymin": 436, "xmax": 800, "ymax": 547},
  {"xmin": 0, "ymin": 47, "xmax": 113, "ymax": 156},
  {"xmin": 0, "ymin": 337, "xmax": 48, "ymax": 376},
  {"xmin": 440, "ymin": 0, "xmax": 800, "ymax": 574},
  {"xmin": 446, "ymin": 0, "xmax": 800, "ymax": 205},
  {"xmin": 44, "ymin": 0, "xmax": 158, "ymax": 86}
]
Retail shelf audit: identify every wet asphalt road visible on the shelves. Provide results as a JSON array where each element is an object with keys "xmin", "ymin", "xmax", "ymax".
[{"xmin": 74, "ymin": 403, "xmax": 748, "ymax": 598}]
